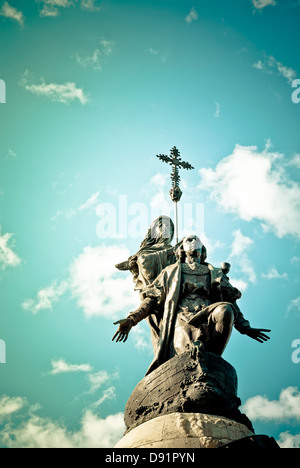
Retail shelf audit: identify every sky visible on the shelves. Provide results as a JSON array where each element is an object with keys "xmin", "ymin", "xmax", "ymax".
[{"xmin": 0, "ymin": 0, "xmax": 300, "ymax": 448}]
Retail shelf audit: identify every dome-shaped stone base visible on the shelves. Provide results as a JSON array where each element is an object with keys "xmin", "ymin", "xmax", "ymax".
[{"xmin": 115, "ymin": 412, "xmax": 254, "ymax": 449}]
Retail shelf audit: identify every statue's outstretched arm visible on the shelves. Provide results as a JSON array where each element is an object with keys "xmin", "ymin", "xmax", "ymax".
[
  {"xmin": 112, "ymin": 297, "xmax": 157, "ymax": 343},
  {"xmin": 232, "ymin": 303, "xmax": 271, "ymax": 343}
]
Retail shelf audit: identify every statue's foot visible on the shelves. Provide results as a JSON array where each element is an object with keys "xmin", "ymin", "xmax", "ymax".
[{"xmin": 190, "ymin": 340, "xmax": 205, "ymax": 360}]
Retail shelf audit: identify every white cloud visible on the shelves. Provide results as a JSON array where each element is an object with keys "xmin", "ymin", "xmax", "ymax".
[
  {"xmin": 289, "ymin": 154, "xmax": 300, "ymax": 169},
  {"xmin": 0, "ymin": 394, "xmax": 124, "ymax": 448},
  {"xmin": 21, "ymin": 245, "xmax": 139, "ymax": 318},
  {"xmin": 20, "ymin": 70, "xmax": 89, "ymax": 105},
  {"xmin": 22, "ymin": 280, "xmax": 68, "ymax": 315},
  {"xmin": 262, "ymin": 267, "xmax": 288, "ymax": 280},
  {"xmin": 149, "ymin": 173, "xmax": 173, "ymax": 220},
  {"xmin": 75, "ymin": 40, "xmax": 114, "ymax": 71},
  {"xmin": 185, "ymin": 7, "xmax": 198, "ymax": 23},
  {"xmin": 92, "ymin": 387, "xmax": 116, "ymax": 408},
  {"xmin": 69, "ymin": 245, "xmax": 139, "ymax": 318},
  {"xmin": 78, "ymin": 191, "xmax": 100, "ymax": 211},
  {"xmin": 49, "ymin": 363, "xmax": 118, "ymax": 411},
  {"xmin": 0, "ymin": 230, "xmax": 21, "ymax": 270},
  {"xmin": 229, "ymin": 278, "xmax": 248, "ymax": 292},
  {"xmin": 0, "ymin": 1, "xmax": 24, "ymax": 25},
  {"xmin": 277, "ymin": 432, "xmax": 300, "ymax": 448},
  {"xmin": 131, "ymin": 324, "xmax": 153, "ymax": 354},
  {"xmin": 269, "ymin": 56, "xmax": 296, "ymax": 84},
  {"xmin": 51, "ymin": 191, "xmax": 100, "ymax": 222},
  {"xmin": 38, "ymin": 0, "xmax": 101, "ymax": 15},
  {"xmin": 0, "ymin": 395, "xmax": 125, "ymax": 448},
  {"xmin": 37, "ymin": 0, "xmax": 73, "ymax": 17},
  {"xmin": 88, "ymin": 370, "xmax": 111, "ymax": 393},
  {"xmin": 75, "ymin": 410, "xmax": 124, "ymax": 448},
  {"xmin": 229, "ymin": 230, "xmax": 256, "ymax": 285},
  {"xmin": 291, "ymin": 256, "xmax": 300, "ymax": 266},
  {"xmin": 253, "ymin": 60, "xmax": 265, "ymax": 70},
  {"xmin": 0, "ymin": 396, "xmax": 24, "ymax": 418},
  {"xmin": 214, "ymin": 101, "xmax": 220, "ymax": 118},
  {"xmin": 230, "ymin": 229, "xmax": 253, "ymax": 257},
  {"xmin": 199, "ymin": 144, "xmax": 300, "ymax": 240},
  {"xmin": 148, "ymin": 48, "xmax": 158, "ymax": 56},
  {"xmin": 287, "ymin": 296, "xmax": 300, "ymax": 317},
  {"xmin": 147, "ymin": 47, "xmax": 168, "ymax": 64},
  {"xmin": 253, "ymin": 55, "xmax": 296, "ymax": 84},
  {"xmin": 80, "ymin": 0, "xmax": 100, "ymax": 11},
  {"xmin": 243, "ymin": 387, "xmax": 300, "ymax": 422},
  {"xmin": 49, "ymin": 359, "xmax": 93, "ymax": 375},
  {"xmin": 75, "ymin": 49, "xmax": 103, "ymax": 70},
  {"xmin": 252, "ymin": 0, "xmax": 276, "ymax": 10}
]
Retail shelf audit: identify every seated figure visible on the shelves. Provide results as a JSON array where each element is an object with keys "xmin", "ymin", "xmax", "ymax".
[{"xmin": 113, "ymin": 235, "xmax": 270, "ymax": 375}]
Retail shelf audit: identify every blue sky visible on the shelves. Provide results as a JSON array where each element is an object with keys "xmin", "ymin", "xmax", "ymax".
[{"xmin": 0, "ymin": 0, "xmax": 300, "ymax": 448}]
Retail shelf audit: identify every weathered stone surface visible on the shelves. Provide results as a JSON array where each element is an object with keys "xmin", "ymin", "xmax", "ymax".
[
  {"xmin": 124, "ymin": 350, "xmax": 253, "ymax": 433},
  {"xmin": 115, "ymin": 412, "xmax": 254, "ymax": 449}
]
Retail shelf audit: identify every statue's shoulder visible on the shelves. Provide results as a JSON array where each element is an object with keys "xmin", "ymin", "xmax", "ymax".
[
  {"xmin": 207, "ymin": 263, "xmax": 224, "ymax": 281},
  {"xmin": 163, "ymin": 260, "xmax": 181, "ymax": 273},
  {"xmin": 207, "ymin": 263, "xmax": 220, "ymax": 271}
]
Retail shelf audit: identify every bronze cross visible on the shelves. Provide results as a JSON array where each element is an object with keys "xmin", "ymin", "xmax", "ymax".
[
  {"xmin": 156, "ymin": 146, "xmax": 194, "ymax": 242},
  {"xmin": 156, "ymin": 146, "xmax": 194, "ymax": 202}
]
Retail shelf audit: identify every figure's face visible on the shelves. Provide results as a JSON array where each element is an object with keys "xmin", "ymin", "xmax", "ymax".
[
  {"xmin": 183, "ymin": 235, "xmax": 202, "ymax": 253},
  {"xmin": 154, "ymin": 220, "xmax": 172, "ymax": 240}
]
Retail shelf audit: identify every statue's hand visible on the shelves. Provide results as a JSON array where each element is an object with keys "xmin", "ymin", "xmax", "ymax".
[
  {"xmin": 112, "ymin": 318, "xmax": 134, "ymax": 343},
  {"xmin": 245, "ymin": 327, "xmax": 271, "ymax": 343}
]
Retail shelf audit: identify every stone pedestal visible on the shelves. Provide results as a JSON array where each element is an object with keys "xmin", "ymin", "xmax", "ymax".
[
  {"xmin": 115, "ymin": 351, "xmax": 279, "ymax": 449},
  {"xmin": 115, "ymin": 412, "xmax": 254, "ymax": 449},
  {"xmin": 124, "ymin": 350, "xmax": 253, "ymax": 434}
]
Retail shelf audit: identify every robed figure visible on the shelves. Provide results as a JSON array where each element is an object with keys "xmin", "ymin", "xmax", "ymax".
[{"xmin": 113, "ymin": 230, "xmax": 270, "ymax": 375}]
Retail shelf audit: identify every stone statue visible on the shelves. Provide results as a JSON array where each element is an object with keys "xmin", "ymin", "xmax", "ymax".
[
  {"xmin": 113, "ymin": 149, "xmax": 277, "ymax": 448},
  {"xmin": 113, "ymin": 234, "xmax": 270, "ymax": 375},
  {"xmin": 115, "ymin": 215, "xmax": 176, "ymax": 293}
]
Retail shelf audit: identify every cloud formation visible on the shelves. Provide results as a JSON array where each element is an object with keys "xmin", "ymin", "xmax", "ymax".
[
  {"xmin": 243, "ymin": 387, "xmax": 300, "ymax": 422},
  {"xmin": 199, "ymin": 144, "xmax": 300, "ymax": 240},
  {"xmin": 80, "ymin": 0, "xmax": 100, "ymax": 11},
  {"xmin": 0, "ymin": 230, "xmax": 21, "ymax": 270},
  {"xmin": 75, "ymin": 40, "xmax": 115, "ymax": 71},
  {"xmin": 0, "ymin": 1, "xmax": 24, "ymax": 25},
  {"xmin": 49, "ymin": 359, "xmax": 93, "ymax": 375},
  {"xmin": 229, "ymin": 229, "xmax": 256, "ymax": 286},
  {"xmin": 22, "ymin": 280, "xmax": 68, "ymax": 315},
  {"xmin": 277, "ymin": 432, "xmax": 300, "ymax": 448},
  {"xmin": 252, "ymin": 0, "xmax": 276, "ymax": 10},
  {"xmin": 69, "ymin": 245, "xmax": 139, "ymax": 318},
  {"xmin": 22, "ymin": 244, "xmax": 139, "ymax": 319},
  {"xmin": 253, "ymin": 56, "xmax": 296, "ymax": 84},
  {"xmin": 287, "ymin": 296, "xmax": 300, "ymax": 317},
  {"xmin": 185, "ymin": 7, "xmax": 198, "ymax": 23},
  {"xmin": 0, "ymin": 394, "xmax": 124, "ymax": 448},
  {"xmin": 262, "ymin": 267, "xmax": 288, "ymax": 280},
  {"xmin": 37, "ymin": 0, "xmax": 100, "ymax": 17},
  {"xmin": 214, "ymin": 101, "xmax": 220, "ymax": 118},
  {"xmin": 19, "ymin": 70, "xmax": 89, "ymax": 105}
]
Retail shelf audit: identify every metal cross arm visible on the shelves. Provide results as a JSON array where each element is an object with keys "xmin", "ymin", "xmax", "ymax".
[
  {"xmin": 156, "ymin": 146, "xmax": 195, "ymax": 243},
  {"xmin": 156, "ymin": 147, "xmax": 194, "ymax": 202}
]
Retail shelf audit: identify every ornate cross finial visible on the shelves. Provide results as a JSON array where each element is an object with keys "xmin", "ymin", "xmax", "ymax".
[
  {"xmin": 156, "ymin": 146, "xmax": 194, "ymax": 202},
  {"xmin": 156, "ymin": 147, "xmax": 194, "ymax": 243}
]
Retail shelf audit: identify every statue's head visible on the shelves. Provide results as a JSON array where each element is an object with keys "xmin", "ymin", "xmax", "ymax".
[
  {"xmin": 176, "ymin": 235, "xmax": 207, "ymax": 264},
  {"xmin": 183, "ymin": 235, "xmax": 202, "ymax": 253},
  {"xmin": 139, "ymin": 216, "xmax": 174, "ymax": 249}
]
